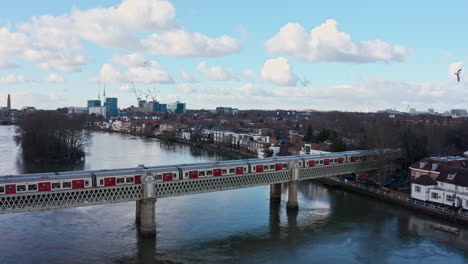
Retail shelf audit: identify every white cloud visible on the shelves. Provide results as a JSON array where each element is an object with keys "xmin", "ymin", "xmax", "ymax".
[
  {"xmin": 0, "ymin": 74, "xmax": 26, "ymax": 84},
  {"xmin": 197, "ymin": 61, "xmax": 231, "ymax": 81},
  {"xmin": 261, "ymin": 57, "xmax": 298, "ymax": 86},
  {"xmin": 99, "ymin": 60, "xmax": 173, "ymax": 84},
  {"xmin": 118, "ymin": 84, "xmax": 132, "ymax": 92},
  {"xmin": 180, "ymin": 71, "xmax": 198, "ymax": 83},
  {"xmin": 110, "ymin": 53, "xmax": 148, "ymax": 67},
  {"xmin": 46, "ymin": 74, "xmax": 65, "ymax": 83},
  {"xmin": 141, "ymin": 29, "xmax": 241, "ymax": 57},
  {"xmin": 448, "ymin": 61, "xmax": 464, "ymax": 80},
  {"xmin": 0, "ymin": 0, "xmax": 241, "ymax": 73},
  {"xmin": 242, "ymin": 69, "xmax": 256, "ymax": 81},
  {"xmin": 177, "ymin": 84, "xmax": 194, "ymax": 93},
  {"xmin": 265, "ymin": 19, "xmax": 407, "ymax": 63}
]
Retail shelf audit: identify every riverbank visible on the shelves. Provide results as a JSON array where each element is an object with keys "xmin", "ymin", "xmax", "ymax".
[
  {"xmin": 85, "ymin": 127, "xmax": 257, "ymax": 160},
  {"xmin": 319, "ymin": 176, "xmax": 468, "ymax": 225}
]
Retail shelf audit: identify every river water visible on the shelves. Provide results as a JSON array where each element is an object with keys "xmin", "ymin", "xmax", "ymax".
[{"xmin": 0, "ymin": 125, "xmax": 467, "ymax": 264}]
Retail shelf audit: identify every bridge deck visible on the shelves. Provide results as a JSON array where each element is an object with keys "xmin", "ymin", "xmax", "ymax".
[{"xmin": 0, "ymin": 160, "xmax": 379, "ymax": 214}]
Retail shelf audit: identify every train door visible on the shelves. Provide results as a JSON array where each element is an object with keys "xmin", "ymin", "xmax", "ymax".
[
  {"xmin": 38, "ymin": 182, "xmax": 51, "ymax": 192},
  {"xmin": 104, "ymin": 177, "xmax": 116, "ymax": 186},
  {"xmin": 135, "ymin": 175, "xmax": 142, "ymax": 184},
  {"xmin": 188, "ymin": 170, "xmax": 199, "ymax": 179},
  {"xmin": 255, "ymin": 165, "xmax": 264, "ymax": 173},
  {"xmin": 5, "ymin": 184, "xmax": 16, "ymax": 194},
  {"xmin": 213, "ymin": 169, "xmax": 222, "ymax": 176},
  {"xmin": 235, "ymin": 167, "xmax": 244, "ymax": 174},
  {"xmin": 163, "ymin": 173, "xmax": 174, "ymax": 181},
  {"xmin": 324, "ymin": 159, "xmax": 330, "ymax": 165},
  {"xmin": 72, "ymin": 179, "xmax": 85, "ymax": 189},
  {"xmin": 275, "ymin": 163, "xmax": 283, "ymax": 171}
]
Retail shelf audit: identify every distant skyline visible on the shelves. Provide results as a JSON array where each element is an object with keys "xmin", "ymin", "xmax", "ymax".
[{"xmin": 0, "ymin": 0, "xmax": 467, "ymax": 111}]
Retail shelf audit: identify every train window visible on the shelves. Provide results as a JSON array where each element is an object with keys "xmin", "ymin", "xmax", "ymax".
[
  {"xmin": 28, "ymin": 184, "xmax": 37, "ymax": 191},
  {"xmin": 282, "ymin": 164, "xmax": 287, "ymax": 169},
  {"xmin": 264, "ymin": 165, "xmax": 269, "ymax": 170},
  {"xmin": 117, "ymin": 178, "xmax": 125, "ymax": 184},
  {"xmin": 185, "ymin": 172, "xmax": 188, "ymax": 177},
  {"xmin": 229, "ymin": 168, "xmax": 235, "ymax": 174},
  {"xmin": 85, "ymin": 181, "xmax": 89, "ymax": 186},
  {"xmin": 222, "ymin": 169, "xmax": 227, "ymax": 174},
  {"xmin": 269, "ymin": 165, "xmax": 275, "ymax": 169},
  {"xmin": 0, "ymin": 186, "xmax": 4, "ymax": 193},
  {"xmin": 17, "ymin": 185, "xmax": 26, "ymax": 192},
  {"xmin": 334, "ymin": 159, "xmax": 337, "ymax": 163},
  {"xmin": 52, "ymin": 183, "xmax": 61, "ymax": 189},
  {"xmin": 244, "ymin": 168, "xmax": 247, "ymax": 172},
  {"xmin": 199, "ymin": 171, "xmax": 205, "ymax": 176},
  {"xmin": 320, "ymin": 160, "xmax": 323, "ymax": 164},
  {"xmin": 126, "ymin": 177, "xmax": 134, "ymax": 183},
  {"xmin": 207, "ymin": 170, "xmax": 213, "ymax": 176},
  {"xmin": 63, "ymin": 182, "xmax": 71, "ymax": 188},
  {"xmin": 100, "ymin": 179, "xmax": 104, "ymax": 185},
  {"xmin": 155, "ymin": 175, "xmax": 162, "ymax": 181}
]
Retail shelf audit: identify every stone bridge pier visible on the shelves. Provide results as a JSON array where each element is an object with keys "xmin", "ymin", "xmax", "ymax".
[
  {"xmin": 270, "ymin": 162, "xmax": 300, "ymax": 211},
  {"xmin": 136, "ymin": 173, "xmax": 157, "ymax": 237}
]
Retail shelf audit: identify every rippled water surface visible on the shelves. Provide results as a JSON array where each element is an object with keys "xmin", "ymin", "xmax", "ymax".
[{"xmin": 0, "ymin": 126, "xmax": 467, "ymax": 264}]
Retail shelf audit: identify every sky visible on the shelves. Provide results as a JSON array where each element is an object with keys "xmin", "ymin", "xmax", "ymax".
[{"xmin": 0, "ymin": 0, "xmax": 467, "ymax": 112}]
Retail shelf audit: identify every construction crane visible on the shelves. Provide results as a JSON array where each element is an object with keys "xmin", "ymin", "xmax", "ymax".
[
  {"xmin": 131, "ymin": 81, "xmax": 142, "ymax": 101},
  {"xmin": 142, "ymin": 87, "xmax": 158, "ymax": 102}
]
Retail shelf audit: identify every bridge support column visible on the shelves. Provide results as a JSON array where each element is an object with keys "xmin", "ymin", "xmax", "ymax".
[
  {"xmin": 287, "ymin": 181, "xmax": 298, "ymax": 211},
  {"xmin": 135, "ymin": 200, "xmax": 141, "ymax": 224},
  {"xmin": 139, "ymin": 198, "xmax": 157, "ymax": 237},
  {"xmin": 138, "ymin": 173, "xmax": 157, "ymax": 237},
  {"xmin": 287, "ymin": 162, "xmax": 300, "ymax": 211},
  {"xmin": 270, "ymin": 183, "xmax": 281, "ymax": 202}
]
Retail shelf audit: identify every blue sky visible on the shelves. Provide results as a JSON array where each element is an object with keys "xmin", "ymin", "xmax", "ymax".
[{"xmin": 0, "ymin": 0, "xmax": 467, "ymax": 112}]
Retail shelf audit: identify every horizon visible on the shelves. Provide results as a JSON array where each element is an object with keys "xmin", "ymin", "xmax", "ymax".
[{"xmin": 0, "ymin": 0, "xmax": 467, "ymax": 112}]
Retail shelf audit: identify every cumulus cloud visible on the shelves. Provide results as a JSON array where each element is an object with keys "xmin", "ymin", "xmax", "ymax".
[
  {"xmin": 46, "ymin": 74, "xmax": 65, "ymax": 83},
  {"xmin": 141, "ymin": 29, "xmax": 241, "ymax": 57},
  {"xmin": 117, "ymin": 84, "xmax": 132, "ymax": 92},
  {"xmin": 110, "ymin": 53, "xmax": 148, "ymax": 67},
  {"xmin": 242, "ymin": 69, "xmax": 256, "ymax": 81},
  {"xmin": 0, "ymin": 74, "xmax": 26, "ymax": 84},
  {"xmin": 99, "ymin": 60, "xmax": 173, "ymax": 84},
  {"xmin": 0, "ymin": 0, "xmax": 241, "ymax": 72},
  {"xmin": 177, "ymin": 84, "xmax": 194, "ymax": 93},
  {"xmin": 448, "ymin": 61, "xmax": 464, "ymax": 80},
  {"xmin": 197, "ymin": 61, "xmax": 231, "ymax": 81},
  {"xmin": 180, "ymin": 71, "xmax": 198, "ymax": 83},
  {"xmin": 261, "ymin": 57, "xmax": 298, "ymax": 86},
  {"xmin": 265, "ymin": 19, "xmax": 407, "ymax": 63}
]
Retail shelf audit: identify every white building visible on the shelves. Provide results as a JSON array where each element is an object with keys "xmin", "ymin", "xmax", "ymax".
[
  {"xmin": 89, "ymin": 106, "xmax": 106, "ymax": 117},
  {"xmin": 411, "ymin": 165, "xmax": 468, "ymax": 210}
]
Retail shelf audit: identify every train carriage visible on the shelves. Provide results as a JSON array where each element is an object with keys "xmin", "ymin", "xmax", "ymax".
[
  {"xmin": 94, "ymin": 168, "xmax": 149, "ymax": 187},
  {"xmin": 178, "ymin": 160, "xmax": 248, "ymax": 180},
  {"xmin": 248, "ymin": 157, "xmax": 298, "ymax": 173},
  {"xmin": 0, "ymin": 172, "xmax": 92, "ymax": 195},
  {"xmin": 144, "ymin": 165, "xmax": 180, "ymax": 182}
]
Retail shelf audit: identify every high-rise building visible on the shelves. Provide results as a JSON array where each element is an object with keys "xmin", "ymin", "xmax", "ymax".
[
  {"xmin": 175, "ymin": 102, "xmax": 186, "ymax": 114},
  {"xmin": 157, "ymin": 103, "xmax": 167, "ymax": 112},
  {"xmin": 138, "ymin": 100, "xmax": 147, "ymax": 108},
  {"xmin": 87, "ymin": 100, "xmax": 101, "ymax": 108},
  {"xmin": 104, "ymin": 97, "xmax": 118, "ymax": 116},
  {"xmin": 7, "ymin": 94, "xmax": 11, "ymax": 110}
]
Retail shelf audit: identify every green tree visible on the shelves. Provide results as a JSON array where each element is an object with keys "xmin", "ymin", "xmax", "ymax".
[
  {"xmin": 401, "ymin": 129, "xmax": 428, "ymax": 165},
  {"xmin": 330, "ymin": 137, "xmax": 347, "ymax": 152},
  {"xmin": 303, "ymin": 124, "xmax": 314, "ymax": 142}
]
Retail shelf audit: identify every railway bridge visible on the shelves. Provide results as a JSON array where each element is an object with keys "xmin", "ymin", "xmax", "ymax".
[{"xmin": 0, "ymin": 150, "xmax": 399, "ymax": 237}]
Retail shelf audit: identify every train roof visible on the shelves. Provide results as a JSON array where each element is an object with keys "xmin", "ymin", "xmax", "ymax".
[{"xmin": 178, "ymin": 160, "xmax": 247, "ymax": 170}]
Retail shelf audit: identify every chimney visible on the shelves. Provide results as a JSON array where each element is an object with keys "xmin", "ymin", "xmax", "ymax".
[{"xmin": 7, "ymin": 94, "xmax": 11, "ymax": 110}]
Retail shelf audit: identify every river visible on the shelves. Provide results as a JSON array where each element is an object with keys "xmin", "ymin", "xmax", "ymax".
[{"xmin": 0, "ymin": 125, "xmax": 466, "ymax": 264}]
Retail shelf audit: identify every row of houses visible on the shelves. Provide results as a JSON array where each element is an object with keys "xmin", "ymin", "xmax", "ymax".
[{"xmin": 410, "ymin": 153, "xmax": 468, "ymax": 211}]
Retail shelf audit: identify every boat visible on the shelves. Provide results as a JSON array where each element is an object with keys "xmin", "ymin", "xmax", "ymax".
[{"xmin": 432, "ymin": 224, "xmax": 459, "ymax": 234}]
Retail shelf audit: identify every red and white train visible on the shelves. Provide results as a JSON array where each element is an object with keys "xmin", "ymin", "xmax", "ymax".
[{"xmin": 0, "ymin": 149, "xmax": 398, "ymax": 195}]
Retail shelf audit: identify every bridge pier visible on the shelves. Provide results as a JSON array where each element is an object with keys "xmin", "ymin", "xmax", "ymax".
[
  {"xmin": 137, "ymin": 173, "xmax": 157, "ymax": 237},
  {"xmin": 139, "ymin": 198, "xmax": 157, "ymax": 237},
  {"xmin": 287, "ymin": 181, "xmax": 298, "ymax": 210},
  {"xmin": 270, "ymin": 183, "xmax": 281, "ymax": 201},
  {"xmin": 135, "ymin": 200, "xmax": 141, "ymax": 224},
  {"xmin": 287, "ymin": 163, "xmax": 300, "ymax": 211}
]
